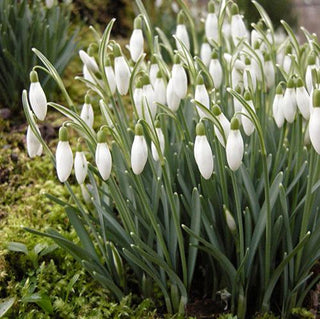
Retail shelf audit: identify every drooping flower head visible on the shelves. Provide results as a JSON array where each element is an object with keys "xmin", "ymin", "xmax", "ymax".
[
  {"xmin": 131, "ymin": 123, "xmax": 148, "ymax": 175},
  {"xmin": 113, "ymin": 43, "xmax": 131, "ymax": 95},
  {"xmin": 175, "ymin": 10, "xmax": 190, "ymax": 51},
  {"xmin": 95, "ymin": 128, "xmax": 112, "ymax": 181},
  {"xmin": 74, "ymin": 141, "xmax": 88, "ymax": 185},
  {"xmin": 309, "ymin": 89, "xmax": 320, "ymax": 154},
  {"xmin": 129, "ymin": 16, "xmax": 144, "ymax": 62},
  {"xmin": 29, "ymin": 70, "xmax": 47, "ymax": 121}
]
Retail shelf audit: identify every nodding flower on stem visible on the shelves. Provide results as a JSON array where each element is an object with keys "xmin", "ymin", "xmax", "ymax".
[
  {"xmin": 272, "ymin": 84, "xmax": 285, "ymax": 128},
  {"xmin": 305, "ymin": 52, "xmax": 316, "ymax": 94},
  {"xmin": 264, "ymin": 52, "xmax": 275, "ymax": 89},
  {"xmin": 141, "ymin": 74, "xmax": 156, "ymax": 125},
  {"xmin": 113, "ymin": 43, "xmax": 131, "ymax": 95},
  {"xmin": 175, "ymin": 11, "xmax": 190, "ymax": 51},
  {"xmin": 26, "ymin": 125, "xmax": 43, "ymax": 158},
  {"xmin": 226, "ymin": 117, "xmax": 244, "ymax": 171},
  {"xmin": 74, "ymin": 142, "xmax": 88, "ymax": 185},
  {"xmin": 309, "ymin": 89, "xmax": 320, "ymax": 154},
  {"xmin": 79, "ymin": 48, "xmax": 99, "ymax": 74},
  {"xmin": 195, "ymin": 74, "xmax": 210, "ymax": 119},
  {"xmin": 200, "ymin": 37, "xmax": 211, "ymax": 67},
  {"xmin": 209, "ymin": 51, "xmax": 223, "ymax": 89},
  {"xmin": 149, "ymin": 55, "xmax": 159, "ymax": 87},
  {"xmin": 151, "ymin": 120, "xmax": 165, "ymax": 162},
  {"xmin": 131, "ymin": 123, "xmax": 148, "ymax": 175},
  {"xmin": 241, "ymin": 90, "xmax": 255, "ymax": 136},
  {"xmin": 95, "ymin": 128, "xmax": 112, "ymax": 181},
  {"xmin": 296, "ymin": 77, "xmax": 311, "ymax": 120},
  {"xmin": 282, "ymin": 77, "xmax": 297, "ymax": 123},
  {"xmin": 230, "ymin": 3, "xmax": 248, "ymax": 46},
  {"xmin": 129, "ymin": 16, "xmax": 144, "ymax": 62},
  {"xmin": 283, "ymin": 44, "xmax": 293, "ymax": 75},
  {"xmin": 154, "ymin": 71, "xmax": 167, "ymax": 105},
  {"xmin": 56, "ymin": 126, "xmax": 73, "ymax": 183},
  {"xmin": 166, "ymin": 77, "xmax": 181, "ymax": 112},
  {"xmin": 212, "ymin": 105, "xmax": 230, "ymax": 147},
  {"xmin": 194, "ymin": 122, "xmax": 214, "ymax": 180},
  {"xmin": 80, "ymin": 94, "xmax": 94, "ymax": 128},
  {"xmin": 29, "ymin": 70, "xmax": 47, "ymax": 121},
  {"xmin": 243, "ymin": 57, "xmax": 257, "ymax": 91},
  {"xmin": 172, "ymin": 55, "xmax": 188, "ymax": 99},
  {"xmin": 104, "ymin": 57, "xmax": 116, "ymax": 95},
  {"xmin": 205, "ymin": 0, "xmax": 218, "ymax": 43}
]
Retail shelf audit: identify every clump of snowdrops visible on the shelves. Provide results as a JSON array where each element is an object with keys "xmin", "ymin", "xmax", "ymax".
[{"xmin": 23, "ymin": 0, "xmax": 320, "ymax": 317}]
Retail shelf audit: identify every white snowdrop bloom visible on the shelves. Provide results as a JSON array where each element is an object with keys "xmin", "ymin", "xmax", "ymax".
[
  {"xmin": 243, "ymin": 57, "xmax": 257, "ymax": 91},
  {"xmin": 114, "ymin": 44, "xmax": 131, "ymax": 95},
  {"xmin": 172, "ymin": 56, "xmax": 188, "ymax": 99},
  {"xmin": 233, "ymin": 85, "xmax": 242, "ymax": 120},
  {"xmin": 200, "ymin": 41, "xmax": 212, "ymax": 67},
  {"xmin": 26, "ymin": 125, "xmax": 42, "ymax": 158},
  {"xmin": 251, "ymin": 42, "xmax": 263, "ymax": 82},
  {"xmin": 175, "ymin": 11, "xmax": 190, "ymax": 51},
  {"xmin": 141, "ymin": 75, "xmax": 156, "ymax": 124},
  {"xmin": 272, "ymin": 84, "xmax": 285, "ymax": 128},
  {"xmin": 151, "ymin": 122, "xmax": 165, "ymax": 161},
  {"xmin": 282, "ymin": 78, "xmax": 297, "ymax": 123},
  {"xmin": 133, "ymin": 79, "xmax": 144, "ymax": 118},
  {"xmin": 166, "ymin": 78, "xmax": 181, "ymax": 112},
  {"xmin": 251, "ymin": 28, "xmax": 261, "ymax": 47},
  {"xmin": 80, "ymin": 95, "xmax": 94, "ymax": 128},
  {"xmin": 28, "ymin": 71, "xmax": 47, "ymax": 121},
  {"xmin": 222, "ymin": 21, "xmax": 231, "ymax": 40},
  {"xmin": 205, "ymin": 1, "xmax": 218, "ymax": 42},
  {"xmin": 149, "ymin": 59, "xmax": 159, "ymax": 87},
  {"xmin": 194, "ymin": 75, "xmax": 210, "ymax": 119},
  {"xmin": 230, "ymin": 3, "xmax": 248, "ymax": 46},
  {"xmin": 56, "ymin": 127, "xmax": 73, "ymax": 183},
  {"xmin": 304, "ymin": 120, "xmax": 311, "ymax": 145},
  {"xmin": 241, "ymin": 91, "xmax": 255, "ymax": 136},
  {"xmin": 282, "ymin": 45, "xmax": 293, "ymax": 74},
  {"xmin": 309, "ymin": 89, "xmax": 320, "ymax": 154},
  {"xmin": 209, "ymin": 51, "xmax": 223, "ymax": 88},
  {"xmin": 226, "ymin": 118, "xmax": 244, "ymax": 171},
  {"xmin": 129, "ymin": 17, "xmax": 144, "ymax": 62},
  {"xmin": 296, "ymin": 78, "xmax": 311, "ymax": 120},
  {"xmin": 213, "ymin": 106, "xmax": 230, "ymax": 147},
  {"xmin": 74, "ymin": 145, "xmax": 88, "ymax": 185},
  {"xmin": 45, "ymin": 0, "xmax": 54, "ymax": 8},
  {"xmin": 305, "ymin": 53, "xmax": 316, "ymax": 94},
  {"xmin": 95, "ymin": 130, "xmax": 112, "ymax": 181},
  {"xmin": 79, "ymin": 50, "xmax": 99, "ymax": 74},
  {"xmin": 194, "ymin": 122, "xmax": 214, "ymax": 179},
  {"xmin": 264, "ymin": 53, "xmax": 275, "ymax": 89},
  {"xmin": 131, "ymin": 123, "xmax": 148, "ymax": 175},
  {"xmin": 224, "ymin": 207, "xmax": 237, "ymax": 233},
  {"xmin": 231, "ymin": 67, "xmax": 243, "ymax": 90},
  {"xmin": 104, "ymin": 58, "xmax": 116, "ymax": 94},
  {"xmin": 154, "ymin": 71, "xmax": 167, "ymax": 105},
  {"xmin": 83, "ymin": 65, "xmax": 95, "ymax": 83}
]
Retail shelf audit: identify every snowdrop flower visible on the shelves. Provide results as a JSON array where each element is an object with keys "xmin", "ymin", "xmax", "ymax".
[
  {"xmin": 209, "ymin": 51, "xmax": 223, "ymax": 89},
  {"xmin": 95, "ymin": 129, "xmax": 112, "ymax": 181},
  {"xmin": 80, "ymin": 94, "xmax": 94, "ymax": 128},
  {"xmin": 133, "ymin": 78, "xmax": 144, "ymax": 118},
  {"xmin": 243, "ymin": 57, "xmax": 257, "ymax": 91},
  {"xmin": 149, "ymin": 56, "xmax": 159, "ymax": 87},
  {"xmin": 309, "ymin": 89, "xmax": 320, "ymax": 154},
  {"xmin": 141, "ymin": 74, "xmax": 156, "ymax": 124},
  {"xmin": 104, "ymin": 57, "xmax": 116, "ymax": 94},
  {"xmin": 224, "ymin": 206, "xmax": 237, "ymax": 234},
  {"xmin": 264, "ymin": 52, "xmax": 275, "ymax": 89},
  {"xmin": 305, "ymin": 52, "xmax": 316, "ymax": 94},
  {"xmin": 129, "ymin": 17, "xmax": 144, "ymax": 62},
  {"xmin": 241, "ymin": 90, "xmax": 255, "ymax": 136},
  {"xmin": 205, "ymin": 1, "xmax": 218, "ymax": 43},
  {"xmin": 154, "ymin": 71, "xmax": 167, "ymax": 105},
  {"xmin": 282, "ymin": 77, "xmax": 297, "ymax": 123},
  {"xmin": 272, "ymin": 84, "xmax": 285, "ymax": 128},
  {"xmin": 131, "ymin": 123, "xmax": 148, "ymax": 175},
  {"xmin": 233, "ymin": 85, "xmax": 243, "ymax": 119},
  {"xmin": 26, "ymin": 125, "xmax": 42, "ymax": 158},
  {"xmin": 45, "ymin": 0, "xmax": 55, "ymax": 8},
  {"xmin": 99, "ymin": 99, "xmax": 114, "ymax": 128},
  {"xmin": 283, "ymin": 45, "xmax": 293, "ymax": 75},
  {"xmin": 194, "ymin": 74, "xmax": 210, "ymax": 118},
  {"xmin": 230, "ymin": 3, "xmax": 248, "ymax": 46},
  {"xmin": 166, "ymin": 78, "xmax": 181, "ymax": 112},
  {"xmin": 172, "ymin": 55, "xmax": 188, "ymax": 99},
  {"xmin": 28, "ymin": 71, "xmax": 47, "ymax": 121},
  {"xmin": 231, "ymin": 58, "xmax": 245, "ymax": 89},
  {"xmin": 213, "ymin": 105, "xmax": 230, "ymax": 147},
  {"xmin": 226, "ymin": 118, "xmax": 244, "ymax": 171},
  {"xmin": 194, "ymin": 122, "xmax": 214, "ymax": 179},
  {"xmin": 114, "ymin": 43, "xmax": 131, "ymax": 95},
  {"xmin": 56, "ymin": 127, "xmax": 73, "ymax": 183},
  {"xmin": 79, "ymin": 49, "xmax": 99, "ymax": 74},
  {"xmin": 200, "ymin": 39, "xmax": 211, "ymax": 67},
  {"xmin": 151, "ymin": 121, "xmax": 165, "ymax": 161},
  {"xmin": 74, "ymin": 143, "xmax": 88, "ymax": 184},
  {"xmin": 296, "ymin": 78, "xmax": 310, "ymax": 120},
  {"xmin": 175, "ymin": 11, "xmax": 190, "ymax": 51}
]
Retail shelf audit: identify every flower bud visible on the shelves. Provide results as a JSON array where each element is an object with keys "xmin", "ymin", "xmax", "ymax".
[
  {"xmin": 133, "ymin": 78, "xmax": 144, "ymax": 118},
  {"xmin": 200, "ymin": 40, "xmax": 211, "ymax": 67},
  {"xmin": 309, "ymin": 89, "xmax": 320, "ymax": 154},
  {"xmin": 151, "ymin": 121, "xmax": 165, "ymax": 161},
  {"xmin": 296, "ymin": 78, "xmax": 310, "ymax": 120},
  {"xmin": 194, "ymin": 122, "xmax": 214, "ymax": 179},
  {"xmin": 79, "ymin": 50, "xmax": 99, "ymax": 74},
  {"xmin": 29, "ymin": 71, "xmax": 47, "ymax": 121},
  {"xmin": 172, "ymin": 56, "xmax": 188, "ymax": 99},
  {"xmin": 80, "ymin": 94, "xmax": 94, "ymax": 128},
  {"xmin": 226, "ymin": 118, "xmax": 244, "ymax": 171},
  {"xmin": 142, "ymin": 74, "xmax": 156, "ymax": 124},
  {"xmin": 56, "ymin": 127, "xmax": 73, "ymax": 183},
  {"xmin": 74, "ymin": 143, "xmax": 88, "ymax": 184},
  {"xmin": 105, "ymin": 57, "xmax": 116, "ymax": 94},
  {"xmin": 26, "ymin": 125, "xmax": 43, "ymax": 158},
  {"xmin": 150, "ymin": 57, "xmax": 159, "ymax": 86},
  {"xmin": 154, "ymin": 71, "xmax": 167, "ymax": 105},
  {"xmin": 205, "ymin": 1, "xmax": 218, "ymax": 42},
  {"xmin": 114, "ymin": 44, "xmax": 131, "ymax": 95},
  {"xmin": 195, "ymin": 74, "xmax": 210, "ymax": 118},
  {"xmin": 166, "ymin": 78, "xmax": 181, "ymax": 112},
  {"xmin": 209, "ymin": 52, "xmax": 223, "ymax": 88},
  {"xmin": 131, "ymin": 123, "xmax": 148, "ymax": 174},
  {"xmin": 224, "ymin": 206, "xmax": 237, "ymax": 233},
  {"xmin": 95, "ymin": 129, "xmax": 112, "ymax": 180},
  {"xmin": 272, "ymin": 84, "xmax": 285, "ymax": 128},
  {"xmin": 241, "ymin": 91, "xmax": 255, "ymax": 136},
  {"xmin": 213, "ymin": 106, "xmax": 230, "ymax": 147},
  {"xmin": 230, "ymin": 3, "xmax": 248, "ymax": 46},
  {"xmin": 175, "ymin": 11, "xmax": 190, "ymax": 51},
  {"xmin": 264, "ymin": 53, "xmax": 275, "ymax": 89},
  {"xmin": 129, "ymin": 17, "xmax": 144, "ymax": 62},
  {"xmin": 282, "ymin": 78, "xmax": 297, "ymax": 123}
]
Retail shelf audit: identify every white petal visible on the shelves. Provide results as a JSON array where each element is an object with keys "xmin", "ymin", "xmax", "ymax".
[
  {"xmin": 309, "ymin": 108, "xmax": 320, "ymax": 154},
  {"xmin": 226, "ymin": 130, "xmax": 244, "ymax": 171},
  {"xmin": 154, "ymin": 78, "xmax": 167, "ymax": 105},
  {"xmin": 296, "ymin": 87, "xmax": 310, "ymax": 120},
  {"xmin": 265, "ymin": 61, "xmax": 275, "ymax": 89},
  {"xmin": 56, "ymin": 141, "xmax": 73, "ymax": 182},
  {"xmin": 272, "ymin": 94, "xmax": 285, "ymax": 128},
  {"xmin": 195, "ymin": 84, "xmax": 210, "ymax": 118},
  {"xmin": 194, "ymin": 135, "xmax": 214, "ymax": 179},
  {"xmin": 80, "ymin": 103, "xmax": 94, "ymax": 128},
  {"xmin": 209, "ymin": 59, "xmax": 223, "ymax": 88},
  {"xmin": 200, "ymin": 43, "xmax": 212, "ymax": 67},
  {"xmin": 74, "ymin": 151, "xmax": 88, "ymax": 184},
  {"xmin": 95, "ymin": 143, "xmax": 112, "ymax": 180},
  {"xmin": 26, "ymin": 125, "xmax": 42, "ymax": 158},
  {"xmin": 105, "ymin": 66, "xmax": 116, "ymax": 94},
  {"xmin": 151, "ymin": 128, "xmax": 165, "ymax": 161},
  {"xmin": 131, "ymin": 135, "xmax": 148, "ymax": 175},
  {"xmin": 231, "ymin": 14, "xmax": 247, "ymax": 45},
  {"xmin": 241, "ymin": 101, "xmax": 255, "ymax": 136},
  {"xmin": 115, "ymin": 56, "xmax": 131, "ymax": 95},
  {"xmin": 205, "ymin": 13, "xmax": 218, "ymax": 42},
  {"xmin": 282, "ymin": 88, "xmax": 297, "ymax": 123},
  {"xmin": 79, "ymin": 50, "xmax": 99, "ymax": 73},
  {"xmin": 175, "ymin": 24, "xmax": 190, "ymax": 51},
  {"xmin": 172, "ymin": 64, "xmax": 188, "ymax": 99},
  {"xmin": 215, "ymin": 113, "xmax": 230, "ymax": 147},
  {"xmin": 166, "ymin": 78, "xmax": 181, "ymax": 112},
  {"xmin": 29, "ymin": 82, "xmax": 47, "ymax": 121},
  {"xmin": 133, "ymin": 88, "xmax": 144, "ymax": 118},
  {"xmin": 129, "ymin": 29, "xmax": 144, "ymax": 62},
  {"xmin": 150, "ymin": 64, "xmax": 159, "ymax": 87}
]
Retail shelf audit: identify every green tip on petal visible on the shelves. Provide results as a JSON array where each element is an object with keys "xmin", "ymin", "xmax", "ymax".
[
  {"xmin": 105, "ymin": 57, "xmax": 112, "ymax": 67},
  {"xmin": 208, "ymin": 0, "xmax": 215, "ymax": 13},
  {"xmin": 212, "ymin": 105, "xmax": 222, "ymax": 116},
  {"xmin": 155, "ymin": 120, "xmax": 161, "ymax": 128},
  {"xmin": 257, "ymin": 20, "xmax": 264, "ymax": 29},
  {"xmin": 30, "ymin": 70, "xmax": 39, "ymax": 83},
  {"xmin": 134, "ymin": 16, "xmax": 142, "ymax": 29},
  {"xmin": 230, "ymin": 117, "xmax": 240, "ymax": 130},
  {"xmin": 296, "ymin": 77, "xmax": 304, "ymax": 88},
  {"xmin": 287, "ymin": 78, "xmax": 295, "ymax": 89},
  {"xmin": 177, "ymin": 11, "xmax": 185, "ymax": 24},
  {"xmin": 156, "ymin": 70, "xmax": 162, "ymax": 79},
  {"xmin": 151, "ymin": 55, "xmax": 157, "ymax": 64},
  {"xmin": 313, "ymin": 89, "xmax": 320, "ymax": 107},
  {"xmin": 230, "ymin": 3, "xmax": 239, "ymax": 15},
  {"xmin": 285, "ymin": 44, "xmax": 292, "ymax": 55},
  {"xmin": 235, "ymin": 85, "xmax": 242, "ymax": 94},
  {"xmin": 76, "ymin": 142, "xmax": 82, "ymax": 152},
  {"xmin": 136, "ymin": 78, "xmax": 143, "ymax": 89},
  {"xmin": 135, "ymin": 123, "xmax": 144, "ymax": 135},
  {"xmin": 253, "ymin": 41, "xmax": 260, "ymax": 50},
  {"xmin": 244, "ymin": 57, "xmax": 251, "ymax": 65},
  {"xmin": 97, "ymin": 129, "xmax": 107, "ymax": 143},
  {"xmin": 211, "ymin": 51, "xmax": 218, "ymax": 59},
  {"xmin": 244, "ymin": 90, "xmax": 251, "ymax": 101},
  {"xmin": 196, "ymin": 122, "xmax": 205, "ymax": 135},
  {"xmin": 85, "ymin": 93, "xmax": 91, "ymax": 104},
  {"xmin": 276, "ymin": 83, "xmax": 283, "ymax": 95},
  {"xmin": 196, "ymin": 74, "xmax": 204, "ymax": 85},
  {"xmin": 263, "ymin": 52, "xmax": 271, "ymax": 61},
  {"xmin": 141, "ymin": 74, "xmax": 150, "ymax": 86},
  {"xmin": 173, "ymin": 54, "xmax": 181, "ymax": 64},
  {"xmin": 88, "ymin": 43, "xmax": 98, "ymax": 57},
  {"xmin": 307, "ymin": 52, "xmax": 316, "ymax": 65},
  {"xmin": 59, "ymin": 126, "xmax": 69, "ymax": 142},
  {"xmin": 113, "ymin": 43, "xmax": 122, "ymax": 57}
]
